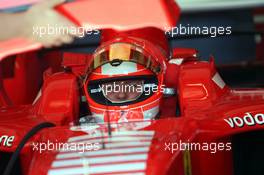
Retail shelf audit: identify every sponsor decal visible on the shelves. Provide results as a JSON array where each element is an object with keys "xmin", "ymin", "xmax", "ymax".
[
  {"xmin": 0, "ymin": 135, "xmax": 15, "ymax": 147},
  {"xmin": 224, "ymin": 112, "xmax": 264, "ymax": 128},
  {"xmin": 48, "ymin": 131, "xmax": 154, "ymax": 175},
  {"xmin": 47, "ymin": 122, "xmax": 154, "ymax": 174}
]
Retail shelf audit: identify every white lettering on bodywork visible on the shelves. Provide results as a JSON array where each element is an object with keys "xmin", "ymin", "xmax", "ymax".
[{"xmin": 224, "ymin": 112, "xmax": 264, "ymax": 128}]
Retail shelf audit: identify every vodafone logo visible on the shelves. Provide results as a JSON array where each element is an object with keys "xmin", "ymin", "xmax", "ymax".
[
  {"xmin": 0, "ymin": 135, "xmax": 14, "ymax": 147},
  {"xmin": 224, "ymin": 113, "xmax": 264, "ymax": 128}
]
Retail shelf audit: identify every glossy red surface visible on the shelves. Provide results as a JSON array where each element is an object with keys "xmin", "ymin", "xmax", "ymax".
[
  {"xmin": 0, "ymin": 1, "xmax": 263, "ymax": 175},
  {"xmin": 57, "ymin": 0, "xmax": 179, "ymax": 31}
]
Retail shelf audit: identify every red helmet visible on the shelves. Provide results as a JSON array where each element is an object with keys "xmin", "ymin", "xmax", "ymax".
[{"xmin": 84, "ymin": 38, "xmax": 166, "ymax": 123}]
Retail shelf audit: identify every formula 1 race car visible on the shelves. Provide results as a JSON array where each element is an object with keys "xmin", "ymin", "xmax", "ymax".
[{"xmin": 0, "ymin": 0, "xmax": 264, "ymax": 175}]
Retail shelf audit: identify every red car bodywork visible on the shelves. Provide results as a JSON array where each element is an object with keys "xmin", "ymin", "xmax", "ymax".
[{"xmin": 0, "ymin": 1, "xmax": 264, "ymax": 175}]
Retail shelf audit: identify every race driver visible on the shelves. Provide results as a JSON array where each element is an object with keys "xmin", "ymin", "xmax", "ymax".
[{"xmin": 83, "ymin": 38, "xmax": 166, "ymax": 123}]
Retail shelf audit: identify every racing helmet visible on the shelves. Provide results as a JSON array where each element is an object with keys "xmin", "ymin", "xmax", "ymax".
[{"xmin": 84, "ymin": 38, "xmax": 166, "ymax": 123}]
